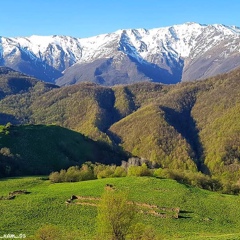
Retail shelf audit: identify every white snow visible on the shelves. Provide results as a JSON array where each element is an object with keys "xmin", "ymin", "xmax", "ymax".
[{"xmin": 0, "ymin": 22, "xmax": 239, "ymax": 70}]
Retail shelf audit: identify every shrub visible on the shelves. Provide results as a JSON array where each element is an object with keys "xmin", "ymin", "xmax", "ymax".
[
  {"xmin": 153, "ymin": 168, "xmax": 222, "ymax": 192},
  {"xmin": 49, "ymin": 171, "xmax": 61, "ymax": 183},
  {"xmin": 97, "ymin": 165, "xmax": 116, "ymax": 179},
  {"xmin": 34, "ymin": 225, "xmax": 62, "ymax": 240},
  {"xmin": 127, "ymin": 164, "xmax": 151, "ymax": 177},
  {"xmin": 65, "ymin": 166, "xmax": 82, "ymax": 182},
  {"xmin": 113, "ymin": 166, "xmax": 127, "ymax": 177},
  {"xmin": 128, "ymin": 223, "xmax": 159, "ymax": 240},
  {"xmin": 79, "ymin": 163, "xmax": 95, "ymax": 180}
]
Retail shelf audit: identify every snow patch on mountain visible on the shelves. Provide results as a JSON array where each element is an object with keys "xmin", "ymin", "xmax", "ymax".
[{"xmin": 0, "ymin": 22, "xmax": 240, "ymax": 84}]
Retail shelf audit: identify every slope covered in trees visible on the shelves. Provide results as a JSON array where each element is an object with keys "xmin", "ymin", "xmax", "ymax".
[
  {"xmin": 0, "ymin": 67, "xmax": 240, "ymax": 183},
  {"xmin": 0, "ymin": 67, "xmax": 58, "ymax": 124},
  {"xmin": 0, "ymin": 124, "xmax": 126, "ymax": 177}
]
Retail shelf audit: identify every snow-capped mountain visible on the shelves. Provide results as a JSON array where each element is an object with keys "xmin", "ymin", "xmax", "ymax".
[{"xmin": 0, "ymin": 22, "xmax": 240, "ymax": 85}]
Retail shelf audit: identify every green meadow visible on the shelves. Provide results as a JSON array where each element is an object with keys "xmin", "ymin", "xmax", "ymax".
[{"xmin": 0, "ymin": 176, "xmax": 240, "ymax": 239}]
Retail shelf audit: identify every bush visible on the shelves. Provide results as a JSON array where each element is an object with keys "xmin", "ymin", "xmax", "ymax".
[
  {"xmin": 97, "ymin": 165, "xmax": 116, "ymax": 179},
  {"xmin": 34, "ymin": 225, "xmax": 62, "ymax": 240},
  {"xmin": 48, "ymin": 162, "xmax": 230, "ymax": 195},
  {"xmin": 49, "ymin": 171, "xmax": 61, "ymax": 183},
  {"xmin": 79, "ymin": 163, "xmax": 95, "ymax": 180},
  {"xmin": 65, "ymin": 166, "xmax": 81, "ymax": 182},
  {"xmin": 222, "ymin": 182, "xmax": 240, "ymax": 195},
  {"xmin": 153, "ymin": 168, "xmax": 222, "ymax": 192},
  {"xmin": 128, "ymin": 223, "xmax": 159, "ymax": 240},
  {"xmin": 127, "ymin": 164, "xmax": 151, "ymax": 177},
  {"xmin": 113, "ymin": 166, "xmax": 127, "ymax": 177}
]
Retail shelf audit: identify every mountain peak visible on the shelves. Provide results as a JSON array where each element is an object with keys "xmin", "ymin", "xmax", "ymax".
[{"xmin": 0, "ymin": 22, "xmax": 240, "ymax": 86}]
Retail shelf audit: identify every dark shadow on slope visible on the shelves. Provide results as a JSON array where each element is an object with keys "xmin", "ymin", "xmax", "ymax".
[
  {"xmin": 129, "ymin": 55, "xmax": 183, "ymax": 84},
  {"xmin": 161, "ymin": 106, "xmax": 209, "ymax": 173},
  {"xmin": 0, "ymin": 113, "xmax": 20, "ymax": 125},
  {"xmin": 178, "ymin": 215, "xmax": 192, "ymax": 219},
  {"xmin": 113, "ymin": 86, "xmax": 137, "ymax": 122},
  {"xmin": 106, "ymin": 130, "xmax": 122, "ymax": 145},
  {"xmin": 118, "ymin": 32, "xmax": 184, "ymax": 84},
  {"xmin": 179, "ymin": 210, "xmax": 194, "ymax": 214},
  {"xmin": 0, "ymin": 124, "xmax": 128, "ymax": 177},
  {"xmin": 17, "ymin": 48, "xmax": 62, "ymax": 83}
]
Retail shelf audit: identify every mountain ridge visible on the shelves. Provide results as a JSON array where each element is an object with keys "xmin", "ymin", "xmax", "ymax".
[{"xmin": 1, "ymin": 22, "xmax": 240, "ymax": 85}]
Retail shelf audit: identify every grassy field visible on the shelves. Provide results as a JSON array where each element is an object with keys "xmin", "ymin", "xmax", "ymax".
[{"xmin": 0, "ymin": 176, "xmax": 240, "ymax": 239}]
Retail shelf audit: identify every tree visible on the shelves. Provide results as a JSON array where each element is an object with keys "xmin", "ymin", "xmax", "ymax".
[
  {"xmin": 34, "ymin": 225, "xmax": 62, "ymax": 240},
  {"xmin": 96, "ymin": 190, "xmax": 137, "ymax": 240},
  {"xmin": 128, "ymin": 223, "xmax": 159, "ymax": 240},
  {"xmin": 49, "ymin": 171, "xmax": 61, "ymax": 183}
]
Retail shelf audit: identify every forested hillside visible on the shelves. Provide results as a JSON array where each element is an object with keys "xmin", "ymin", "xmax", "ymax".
[
  {"xmin": 0, "ymin": 67, "xmax": 240, "ymax": 184},
  {"xmin": 0, "ymin": 124, "xmax": 126, "ymax": 177}
]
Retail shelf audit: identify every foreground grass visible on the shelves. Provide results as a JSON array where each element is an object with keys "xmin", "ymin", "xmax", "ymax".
[{"xmin": 0, "ymin": 176, "xmax": 240, "ymax": 239}]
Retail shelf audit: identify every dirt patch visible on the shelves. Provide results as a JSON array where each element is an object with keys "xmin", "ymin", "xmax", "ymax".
[
  {"xmin": 65, "ymin": 195, "xmax": 180, "ymax": 218},
  {"xmin": 0, "ymin": 189, "xmax": 30, "ymax": 201},
  {"xmin": 9, "ymin": 190, "xmax": 31, "ymax": 196},
  {"xmin": 75, "ymin": 202, "xmax": 98, "ymax": 207},
  {"xmin": 76, "ymin": 196, "xmax": 100, "ymax": 201}
]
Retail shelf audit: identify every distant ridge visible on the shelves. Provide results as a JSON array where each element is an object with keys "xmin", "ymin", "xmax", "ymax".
[{"xmin": 0, "ymin": 22, "xmax": 240, "ymax": 85}]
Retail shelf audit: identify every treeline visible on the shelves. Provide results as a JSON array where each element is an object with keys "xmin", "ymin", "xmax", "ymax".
[
  {"xmin": 49, "ymin": 162, "xmax": 127, "ymax": 183},
  {"xmin": 49, "ymin": 160, "xmax": 240, "ymax": 195}
]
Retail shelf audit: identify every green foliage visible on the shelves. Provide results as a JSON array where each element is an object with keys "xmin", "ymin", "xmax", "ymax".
[
  {"xmin": 49, "ymin": 162, "xmax": 127, "ymax": 183},
  {"xmin": 0, "ymin": 67, "xmax": 56, "ymax": 98},
  {"xmin": 113, "ymin": 166, "xmax": 127, "ymax": 177},
  {"xmin": 154, "ymin": 168, "xmax": 223, "ymax": 192},
  {"xmin": 127, "ymin": 163, "xmax": 151, "ymax": 177},
  {"xmin": 96, "ymin": 190, "xmax": 137, "ymax": 240},
  {"xmin": 50, "ymin": 164, "xmax": 96, "ymax": 183},
  {"xmin": 127, "ymin": 223, "xmax": 159, "ymax": 240},
  {"xmin": 96, "ymin": 165, "xmax": 116, "ymax": 179},
  {"xmin": 113, "ymin": 86, "xmax": 137, "ymax": 119},
  {"xmin": 110, "ymin": 104, "xmax": 197, "ymax": 171},
  {"xmin": 190, "ymin": 69, "xmax": 240, "ymax": 181},
  {"xmin": 29, "ymin": 83, "xmax": 116, "ymax": 144},
  {"xmin": 0, "ymin": 68, "xmax": 58, "ymax": 124},
  {"xmin": 0, "ymin": 125, "xmax": 126, "ymax": 177},
  {"xmin": 48, "ymin": 160, "xmax": 236, "ymax": 194},
  {"xmin": 34, "ymin": 225, "xmax": 62, "ymax": 240}
]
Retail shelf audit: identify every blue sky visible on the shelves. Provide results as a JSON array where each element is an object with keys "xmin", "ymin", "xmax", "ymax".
[{"xmin": 1, "ymin": 0, "xmax": 240, "ymax": 38}]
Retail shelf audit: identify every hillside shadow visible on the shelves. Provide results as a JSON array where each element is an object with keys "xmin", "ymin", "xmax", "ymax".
[
  {"xmin": 0, "ymin": 124, "xmax": 127, "ymax": 177},
  {"xmin": 178, "ymin": 210, "xmax": 194, "ymax": 219},
  {"xmin": 129, "ymin": 55, "xmax": 183, "ymax": 84},
  {"xmin": 0, "ymin": 113, "xmax": 20, "ymax": 125},
  {"xmin": 106, "ymin": 130, "xmax": 122, "ymax": 145},
  {"xmin": 18, "ymin": 48, "xmax": 62, "ymax": 83},
  {"xmin": 161, "ymin": 106, "xmax": 209, "ymax": 173},
  {"xmin": 178, "ymin": 215, "xmax": 192, "ymax": 219},
  {"xmin": 179, "ymin": 210, "xmax": 194, "ymax": 214}
]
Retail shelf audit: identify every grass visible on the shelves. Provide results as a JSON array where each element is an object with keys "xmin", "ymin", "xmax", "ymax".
[{"xmin": 0, "ymin": 176, "xmax": 240, "ymax": 239}]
